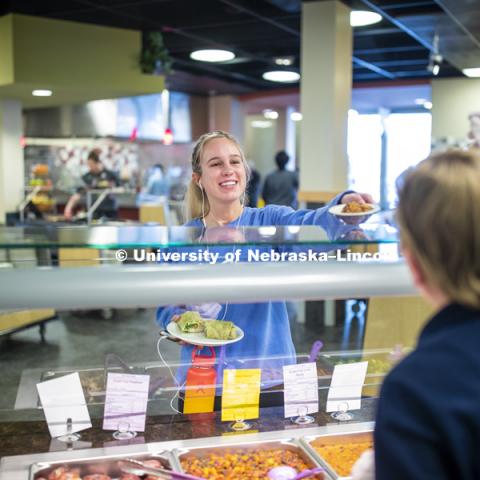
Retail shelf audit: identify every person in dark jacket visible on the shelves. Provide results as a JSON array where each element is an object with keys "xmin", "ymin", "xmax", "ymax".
[
  {"xmin": 64, "ymin": 150, "xmax": 119, "ymax": 220},
  {"xmin": 367, "ymin": 150, "xmax": 480, "ymax": 479},
  {"xmin": 262, "ymin": 150, "xmax": 298, "ymax": 208}
]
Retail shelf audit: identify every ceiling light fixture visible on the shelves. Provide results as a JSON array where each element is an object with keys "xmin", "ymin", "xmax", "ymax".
[
  {"xmin": 190, "ymin": 49, "xmax": 235, "ymax": 62},
  {"xmin": 290, "ymin": 112, "xmax": 302, "ymax": 121},
  {"xmin": 414, "ymin": 98, "xmax": 428, "ymax": 105},
  {"xmin": 463, "ymin": 67, "xmax": 480, "ymax": 78},
  {"xmin": 427, "ymin": 34, "xmax": 442, "ymax": 76},
  {"xmin": 350, "ymin": 11, "xmax": 382, "ymax": 27},
  {"xmin": 251, "ymin": 120, "xmax": 273, "ymax": 128},
  {"xmin": 423, "ymin": 101, "xmax": 433, "ymax": 110},
  {"xmin": 262, "ymin": 71, "xmax": 300, "ymax": 83},
  {"xmin": 32, "ymin": 89, "xmax": 52, "ymax": 97},
  {"xmin": 274, "ymin": 56, "xmax": 294, "ymax": 66},
  {"xmin": 263, "ymin": 109, "xmax": 279, "ymax": 120}
]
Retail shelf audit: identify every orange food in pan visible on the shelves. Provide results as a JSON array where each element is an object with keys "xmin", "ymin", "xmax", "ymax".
[
  {"xmin": 181, "ymin": 448, "xmax": 324, "ymax": 480},
  {"xmin": 312, "ymin": 440, "xmax": 373, "ymax": 476}
]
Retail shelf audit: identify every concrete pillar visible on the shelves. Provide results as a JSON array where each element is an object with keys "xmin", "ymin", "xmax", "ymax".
[
  {"xmin": 299, "ymin": 0, "xmax": 352, "ymax": 197},
  {"xmin": 208, "ymin": 95, "xmax": 244, "ymax": 142},
  {"xmin": 275, "ymin": 107, "xmax": 297, "ymax": 170},
  {"xmin": 0, "ymin": 100, "xmax": 23, "ymax": 223}
]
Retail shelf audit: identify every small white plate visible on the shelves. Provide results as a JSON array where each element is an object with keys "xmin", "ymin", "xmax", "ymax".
[
  {"xmin": 328, "ymin": 203, "xmax": 380, "ymax": 217},
  {"xmin": 166, "ymin": 321, "xmax": 244, "ymax": 347}
]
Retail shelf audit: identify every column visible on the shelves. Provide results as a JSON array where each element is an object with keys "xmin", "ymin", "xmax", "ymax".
[
  {"xmin": 208, "ymin": 95, "xmax": 244, "ymax": 142},
  {"xmin": 0, "ymin": 100, "xmax": 23, "ymax": 224},
  {"xmin": 275, "ymin": 107, "xmax": 296, "ymax": 170},
  {"xmin": 299, "ymin": 0, "xmax": 352, "ymax": 200}
]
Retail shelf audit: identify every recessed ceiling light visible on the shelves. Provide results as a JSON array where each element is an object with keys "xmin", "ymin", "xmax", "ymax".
[
  {"xmin": 251, "ymin": 120, "xmax": 273, "ymax": 128},
  {"xmin": 423, "ymin": 101, "xmax": 433, "ymax": 110},
  {"xmin": 463, "ymin": 67, "xmax": 480, "ymax": 78},
  {"xmin": 262, "ymin": 71, "xmax": 300, "ymax": 83},
  {"xmin": 263, "ymin": 109, "xmax": 279, "ymax": 120},
  {"xmin": 32, "ymin": 89, "xmax": 52, "ymax": 97},
  {"xmin": 290, "ymin": 112, "xmax": 302, "ymax": 121},
  {"xmin": 414, "ymin": 98, "xmax": 428, "ymax": 105},
  {"xmin": 190, "ymin": 49, "xmax": 235, "ymax": 62},
  {"xmin": 274, "ymin": 56, "xmax": 294, "ymax": 66},
  {"xmin": 350, "ymin": 11, "xmax": 382, "ymax": 27}
]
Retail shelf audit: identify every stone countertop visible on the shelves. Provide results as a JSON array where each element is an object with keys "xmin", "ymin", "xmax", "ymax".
[{"xmin": 0, "ymin": 397, "xmax": 377, "ymax": 459}]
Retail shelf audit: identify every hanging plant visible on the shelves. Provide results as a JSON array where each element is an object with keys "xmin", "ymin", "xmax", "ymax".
[{"xmin": 140, "ymin": 31, "xmax": 173, "ymax": 76}]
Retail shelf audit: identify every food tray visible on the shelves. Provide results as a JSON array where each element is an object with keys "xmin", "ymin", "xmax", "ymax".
[
  {"xmin": 173, "ymin": 438, "xmax": 330, "ymax": 479},
  {"xmin": 301, "ymin": 431, "xmax": 373, "ymax": 480},
  {"xmin": 30, "ymin": 451, "xmax": 173, "ymax": 480}
]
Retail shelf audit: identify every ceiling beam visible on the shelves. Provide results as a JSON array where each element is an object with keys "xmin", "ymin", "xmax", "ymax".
[
  {"xmin": 355, "ymin": 45, "xmax": 424, "ymax": 54},
  {"xmin": 352, "ymin": 56, "xmax": 395, "ymax": 78},
  {"xmin": 217, "ymin": 0, "xmax": 300, "ymax": 37},
  {"xmin": 217, "ymin": 0, "xmax": 395, "ymax": 79},
  {"xmin": 434, "ymin": 0, "xmax": 480, "ymax": 49},
  {"xmin": 172, "ymin": 57, "xmax": 273, "ymax": 88},
  {"xmin": 357, "ymin": 0, "xmax": 434, "ymax": 51}
]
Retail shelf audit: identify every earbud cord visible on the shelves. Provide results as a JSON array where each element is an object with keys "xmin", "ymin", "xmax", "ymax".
[{"xmin": 200, "ymin": 185, "xmax": 246, "ymax": 321}]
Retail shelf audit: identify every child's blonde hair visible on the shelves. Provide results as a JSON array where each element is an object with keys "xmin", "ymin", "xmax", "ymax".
[{"xmin": 397, "ymin": 149, "xmax": 480, "ymax": 309}]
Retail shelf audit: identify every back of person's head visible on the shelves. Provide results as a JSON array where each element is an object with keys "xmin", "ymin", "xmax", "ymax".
[
  {"xmin": 275, "ymin": 150, "xmax": 289, "ymax": 170},
  {"xmin": 153, "ymin": 163, "xmax": 164, "ymax": 172},
  {"xmin": 397, "ymin": 149, "xmax": 480, "ymax": 309},
  {"xmin": 186, "ymin": 131, "xmax": 251, "ymax": 221}
]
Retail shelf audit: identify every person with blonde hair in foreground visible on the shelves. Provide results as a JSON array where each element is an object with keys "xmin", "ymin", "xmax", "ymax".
[{"xmin": 353, "ymin": 149, "xmax": 480, "ymax": 479}]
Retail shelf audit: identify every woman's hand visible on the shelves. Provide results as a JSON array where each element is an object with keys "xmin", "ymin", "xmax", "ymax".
[
  {"xmin": 341, "ymin": 192, "xmax": 375, "ymax": 205},
  {"xmin": 339, "ymin": 192, "xmax": 376, "ymax": 225}
]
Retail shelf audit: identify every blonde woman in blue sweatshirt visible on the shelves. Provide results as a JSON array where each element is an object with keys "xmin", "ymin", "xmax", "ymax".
[{"xmin": 157, "ymin": 131, "xmax": 373, "ymax": 406}]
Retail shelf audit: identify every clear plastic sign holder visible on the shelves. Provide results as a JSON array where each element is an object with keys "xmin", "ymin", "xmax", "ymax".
[
  {"xmin": 230, "ymin": 408, "xmax": 251, "ymax": 431},
  {"xmin": 56, "ymin": 417, "xmax": 81, "ymax": 443},
  {"xmin": 292, "ymin": 405, "xmax": 315, "ymax": 425},
  {"xmin": 113, "ymin": 421, "xmax": 137, "ymax": 440},
  {"xmin": 330, "ymin": 402, "xmax": 354, "ymax": 421}
]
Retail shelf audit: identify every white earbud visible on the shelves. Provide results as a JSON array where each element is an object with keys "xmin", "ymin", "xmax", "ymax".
[{"xmin": 198, "ymin": 180, "xmax": 203, "ymax": 190}]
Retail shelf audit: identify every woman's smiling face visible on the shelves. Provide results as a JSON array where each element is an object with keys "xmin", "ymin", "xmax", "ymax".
[{"xmin": 197, "ymin": 137, "xmax": 247, "ymax": 206}]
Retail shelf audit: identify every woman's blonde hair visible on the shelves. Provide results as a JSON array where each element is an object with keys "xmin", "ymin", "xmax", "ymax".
[
  {"xmin": 185, "ymin": 131, "xmax": 251, "ymax": 221},
  {"xmin": 397, "ymin": 149, "xmax": 480, "ymax": 309}
]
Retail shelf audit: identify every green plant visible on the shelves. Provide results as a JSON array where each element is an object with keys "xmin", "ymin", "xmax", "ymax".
[{"xmin": 140, "ymin": 31, "xmax": 173, "ymax": 75}]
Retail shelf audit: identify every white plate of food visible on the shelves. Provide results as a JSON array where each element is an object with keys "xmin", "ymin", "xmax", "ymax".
[
  {"xmin": 328, "ymin": 202, "xmax": 380, "ymax": 217},
  {"xmin": 166, "ymin": 313, "xmax": 244, "ymax": 347}
]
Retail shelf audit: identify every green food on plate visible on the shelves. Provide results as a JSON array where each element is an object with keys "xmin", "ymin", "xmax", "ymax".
[
  {"xmin": 177, "ymin": 311, "xmax": 205, "ymax": 333},
  {"xmin": 204, "ymin": 320, "xmax": 237, "ymax": 340}
]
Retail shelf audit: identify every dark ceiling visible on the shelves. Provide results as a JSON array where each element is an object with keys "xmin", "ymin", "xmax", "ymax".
[{"xmin": 2, "ymin": 0, "xmax": 479, "ymax": 96}]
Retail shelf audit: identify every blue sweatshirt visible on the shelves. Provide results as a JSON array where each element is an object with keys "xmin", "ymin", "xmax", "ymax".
[{"xmin": 156, "ymin": 195, "xmax": 350, "ymax": 389}]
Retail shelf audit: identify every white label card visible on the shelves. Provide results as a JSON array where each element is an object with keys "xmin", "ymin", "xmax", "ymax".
[
  {"xmin": 36, "ymin": 372, "xmax": 92, "ymax": 438},
  {"xmin": 283, "ymin": 362, "xmax": 319, "ymax": 418},
  {"xmin": 326, "ymin": 361, "xmax": 368, "ymax": 412},
  {"xmin": 103, "ymin": 373, "xmax": 150, "ymax": 432}
]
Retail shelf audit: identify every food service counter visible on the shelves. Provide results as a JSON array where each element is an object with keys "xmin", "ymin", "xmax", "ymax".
[{"xmin": 0, "ymin": 416, "xmax": 375, "ymax": 480}]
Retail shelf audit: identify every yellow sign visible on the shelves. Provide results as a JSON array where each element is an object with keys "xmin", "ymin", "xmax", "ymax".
[{"xmin": 221, "ymin": 369, "xmax": 261, "ymax": 422}]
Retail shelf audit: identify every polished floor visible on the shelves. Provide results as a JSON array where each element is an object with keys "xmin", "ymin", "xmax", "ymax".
[{"xmin": 0, "ymin": 304, "xmax": 365, "ymax": 418}]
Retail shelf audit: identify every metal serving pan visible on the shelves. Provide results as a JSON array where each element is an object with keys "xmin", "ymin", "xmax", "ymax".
[
  {"xmin": 301, "ymin": 431, "xmax": 373, "ymax": 480},
  {"xmin": 30, "ymin": 450, "xmax": 173, "ymax": 480},
  {"xmin": 173, "ymin": 438, "xmax": 331, "ymax": 479}
]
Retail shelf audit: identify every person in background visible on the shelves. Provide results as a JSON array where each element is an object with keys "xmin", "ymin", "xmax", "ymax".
[
  {"xmin": 262, "ymin": 150, "xmax": 299, "ymax": 208},
  {"xmin": 353, "ymin": 149, "xmax": 480, "ymax": 479},
  {"xmin": 145, "ymin": 163, "xmax": 170, "ymax": 197},
  {"xmin": 156, "ymin": 130, "xmax": 373, "ymax": 409},
  {"xmin": 246, "ymin": 160, "xmax": 261, "ymax": 207},
  {"xmin": 64, "ymin": 149, "xmax": 119, "ymax": 220}
]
